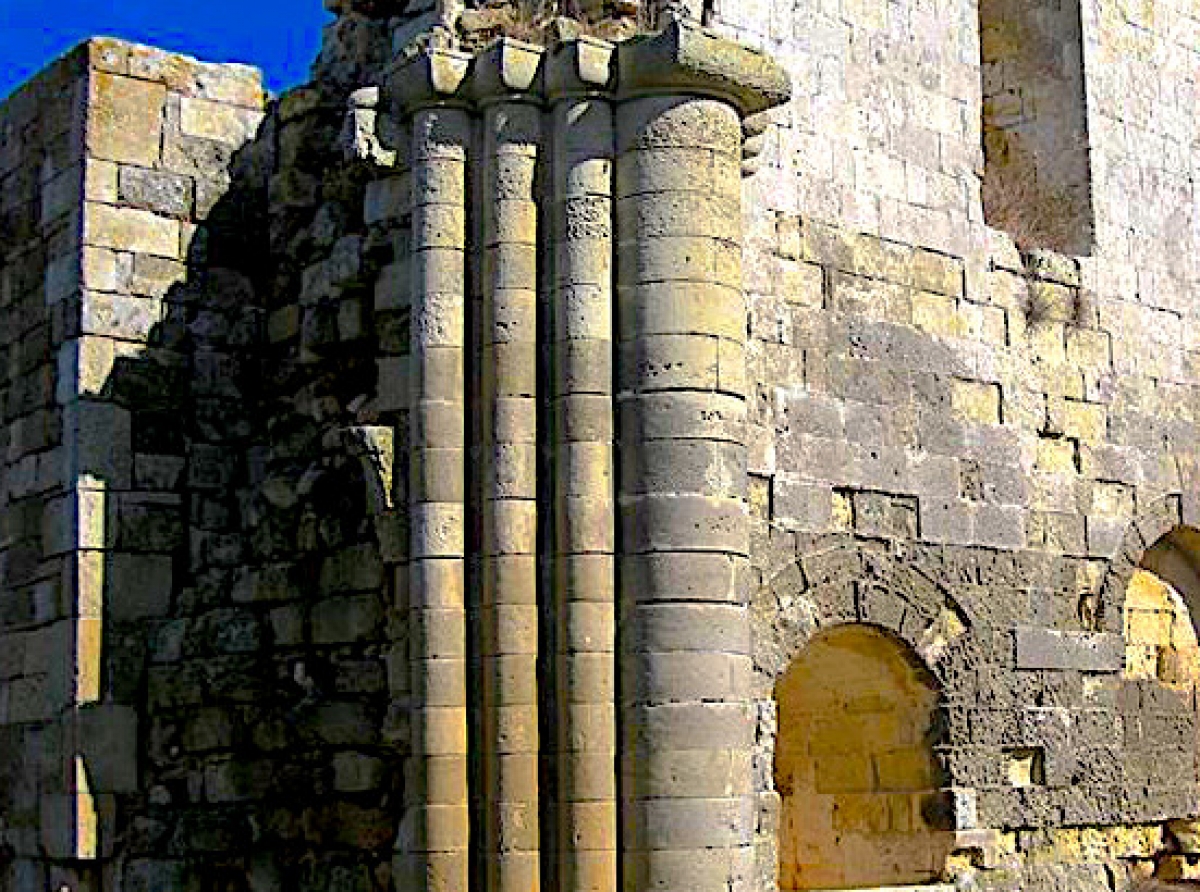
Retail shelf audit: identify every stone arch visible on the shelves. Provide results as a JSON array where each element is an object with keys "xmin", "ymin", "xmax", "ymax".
[
  {"xmin": 773, "ymin": 624, "xmax": 957, "ymax": 890},
  {"xmin": 1093, "ymin": 494, "xmax": 1184, "ymax": 633},
  {"xmin": 754, "ymin": 542, "xmax": 980, "ymax": 699},
  {"xmin": 752, "ymin": 542, "xmax": 982, "ymax": 890}
]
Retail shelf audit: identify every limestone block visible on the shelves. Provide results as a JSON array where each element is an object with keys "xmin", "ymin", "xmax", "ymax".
[
  {"xmin": 83, "ymin": 203, "xmax": 181, "ymax": 258},
  {"xmin": 41, "ymin": 168, "xmax": 81, "ymax": 226},
  {"xmin": 409, "ymin": 707, "xmax": 470, "ymax": 760},
  {"xmin": 1048, "ymin": 397, "xmax": 1107, "ymax": 444},
  {"xmin": 622, "ymin": 494, "xmax": 749, "ymax": 555},
  {"xmin": 179, "ymin": 97, "xmax": 263, "ymax": 146},
  {"xmin": 411, "ymin": 447, "xmax": 466, "ymax": 503},
  {"xmin": 618, "ymin": 334, "xmax": 720, "ymax": 393},
  {"xmin": 621, "ymin": 848, "xmax": 755, "ymax": 892},
  {"xmin": 114, "ymin": 493, "xmax": 183, "ymax": 552},
  {"xmin": 951, "ymin": 379, "xmax": 1001, "ymax": 425},
  {"xmin": 119, "ymin": 860, "xmax": 189, "ymax": 892},
  {"xmin": 130, "ymin": 254, "xmax": 187, "ymax": 297},
  {"xmin": 1014, "ymin": 628, "xmax": 1123, "ymax": 671},
  {"xmin": 70, "ymin": 400, "xmax": 132, "ymax": 486},
  {"xmin": 616, "ymin": 191, "xmax": 741, "ymax": 241},
  {"xmin": 318, "ymin": 543, "xmax": 385, "ymax": 593},
  {"xmin": 409, "ymin": 292, "xmax": 469, "ymax": 351},
  {"xmin": 43, "ymin": 249, "xmax": 80, "ymax": 304},
  {"xmin": 118, "ymin": 166, "xmax": 193, "ymax": 218},
  {"xmin": 331, "ymin": 751, "xmax": 385, "ymax": 793},
  {"xmin": 77, "ymin": 704, "xmax": 138, "ymax": 792},
  {"xmin": 312, "ymin": 595, "xmax": 384, "ymax": 644},
  {"xmin": 620, "ymin": 392, "xmax": 746, "ymax": 442},
  {"xmin": 411, "ymin": 607, "xmax": 469, "ymax": 661},
  {"xmin": 625, "ymin": 651, "xmax": 752, "ymax": 703},
  {"xmin": 203, "ymin": 758, "xmax": 275, "ymax": 802},
  {"xmin": 83, "ymin": 159, "xmax": 119, "ymax": 203},
  {"xmin": 617, "ymin": 235, "xmax": 741, "ymax": 287},
  {"xmin": 625, "ymin": 797, "xmax": 755, "ymax": 850},
  {"xmin": 619, "ymin": 281, "xmax": 745, "ymax": 342},
  {"xmin": 80, "ymin": 291, "xmax": 161, "ymax": 341},
  {"xmin": 108, "ymin": 553, "xmax": 173, "ymax": 620},
  {"xmin": 620, "ymin": 439, "xmax": 744, "ymax": 498},
  {"xmin": 480, "ymin": 501, "xmax": 538, "ymax": 556},
  {"xmin": 410, "ymin": 349, "xmax": 463, "ymax": 401},
  {"xmin": 80, "ymin": 247, "xmax": 130, "ymax": 292},
  {"xmin": 88, "ymin": 72, "xmax": 165, "ymax": 166},
  {"xmin": 364, "ymin": 175, "xmax": 410, "ymax": 226},
  {"xmin": 410, "ymin": 659, "xmax": 466, "ymax": 708}
]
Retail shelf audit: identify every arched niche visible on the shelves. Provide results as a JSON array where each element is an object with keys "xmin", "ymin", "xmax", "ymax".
[
  {"xmin": 1124, "ymin": 527, "xmax": 1200, "ymax": 687},
  {"xmin": 774, "ymin": 623, "xmax": 955, "ymax": 891}
]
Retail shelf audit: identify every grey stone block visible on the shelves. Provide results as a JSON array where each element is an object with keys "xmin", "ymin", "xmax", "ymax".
[
  {"xmin": 1014, "ymin": 628, "xmax": 1123, "ymax": 672},
  {"xmin": 118, "ymin": 166, "xmax": 193, "ymax": 218}
]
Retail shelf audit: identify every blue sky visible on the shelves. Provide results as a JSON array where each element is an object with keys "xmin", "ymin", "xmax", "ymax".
[{"xmin": 0, "ymin": 0, "xmax": 331, "ymax": 100}]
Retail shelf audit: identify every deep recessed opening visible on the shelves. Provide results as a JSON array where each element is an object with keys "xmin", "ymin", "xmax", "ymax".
[
  {"xmin": 978, "ymin": 0, "xmax": 1095, "ymax": 254},
  {"xmin": 774, "ymin": 624, "xmax": 954, "ymax": 890}
]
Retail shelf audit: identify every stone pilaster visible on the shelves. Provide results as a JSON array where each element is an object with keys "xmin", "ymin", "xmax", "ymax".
[
  {"xmin": 473, "ymin": 39, "xmax": 545, "ymax": 892},
  {"xmin": 390, "ymin": 48, "xmax": 473, "ymax": 892},
  {"xmin": 547, "ymin": 37, "xmax": 619, "ymax": 892}
]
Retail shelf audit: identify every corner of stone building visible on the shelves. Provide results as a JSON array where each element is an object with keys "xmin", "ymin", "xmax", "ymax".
[{"xmin": 0, "ymin": 35, "xmax": 270, "ymax": 892}]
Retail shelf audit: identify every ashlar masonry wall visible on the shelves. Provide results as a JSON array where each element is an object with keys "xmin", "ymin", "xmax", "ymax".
[
  {"xmin": 0, "ymin": 43, "xmax": 92, "ymax": 892},
  {"xmin": 709, "ymin": 0, "xmax": 1200, "ymax": 885}
]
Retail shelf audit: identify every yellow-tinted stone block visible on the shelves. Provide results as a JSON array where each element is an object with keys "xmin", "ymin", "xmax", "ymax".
[
  {"xmin": 952, "ymin": 379, "xmax": 1001, "ymax": 425},
  {"xmin": 89, "ymin": 72, "xmax": 165, "ymax": 166}
]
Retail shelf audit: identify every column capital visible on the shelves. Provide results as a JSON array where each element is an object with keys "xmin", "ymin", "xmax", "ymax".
[
  {"xmin": 385, "ymin": 47, "xmax": 472, "ymax": 114},
  {"xmin": 615, "ymin": 19, "xmax": 791, "ymax": 117},
  {"xmin": 469, "ymin": 37, "xmax": 545, "ymax": 105},
  {"xmin": 545, "ymin": 37, "xmax": 617, "ymax": 103}
]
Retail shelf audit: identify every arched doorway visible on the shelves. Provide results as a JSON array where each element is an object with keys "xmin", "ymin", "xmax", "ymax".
[{"xmin": 774, "ymin": 624, "xmax": 953, "ymax": 890}]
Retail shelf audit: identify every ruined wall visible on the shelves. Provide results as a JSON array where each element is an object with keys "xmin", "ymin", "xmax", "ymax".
[
  {"xmin": 80, "ymin": 41, "xmax": 413, "ymax": 892},
  {"xmin": 7, "ymin": 0, "xmax": 1200, "ymax": 889}
]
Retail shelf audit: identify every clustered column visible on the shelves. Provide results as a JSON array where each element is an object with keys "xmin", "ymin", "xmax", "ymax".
[{"xmin": 385, "ymin": 23, "xmax": 789, "ymax": 892}]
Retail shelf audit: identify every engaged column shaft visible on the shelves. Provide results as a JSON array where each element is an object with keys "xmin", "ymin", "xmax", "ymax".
[
  {"xmin": 551, "ymin": 88, "xmax": 618, "ymax": 892},
  {"xmin": 404, "ymin": 103, "xmax": 472, "ymax": 892},
  {"xmin": 615, "ymin": 93, "xmax": 757, "ymax": 892},
  {"xmin": 479, "ymin": 96, "xmax": 543, "ymax": 892}
]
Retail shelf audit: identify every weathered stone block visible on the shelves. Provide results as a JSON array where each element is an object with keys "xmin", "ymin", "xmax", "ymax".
[
  {"xmin": 312, "ymin": 594, "xmax": 385, "ymax": 644},
  {"xmin": 83, "ymin": 203, "xmax": 180, "ymax": 258},
  {"xmin": 179, "ymin": 97, "xmax": 262, "ymax": 146},
  {"xmin": 118, "ymin": 166, "xmax": 193, "ymax": 218},
  {"xmin": 1014, "ymin": 628, "xmax": 1123, "ymax": 672},
  {"xmin": 88, "ymin": 72, "xmax": 165, "ymax": 166}
]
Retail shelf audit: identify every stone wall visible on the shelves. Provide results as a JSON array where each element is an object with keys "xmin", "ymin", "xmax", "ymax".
[
  {"xmin": 7, "ymin": 0, "xmax": 1200, "ymax": 890},
  {"xmin": 80, "ymin": 40, "xmax": 412, "ymax": 892},
  {"xmin": 0, "ymin": 41, "xmax": 91, "ymax": 892},
  {"xmin": 709, "ymin": 0, "xmax": 1200, "ymax": 884}
]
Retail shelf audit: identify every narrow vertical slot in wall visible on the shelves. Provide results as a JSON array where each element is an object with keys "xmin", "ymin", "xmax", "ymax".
[{"xmin": 978, "ymin": 0, "xmax": 1095, "ymax": 254}]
